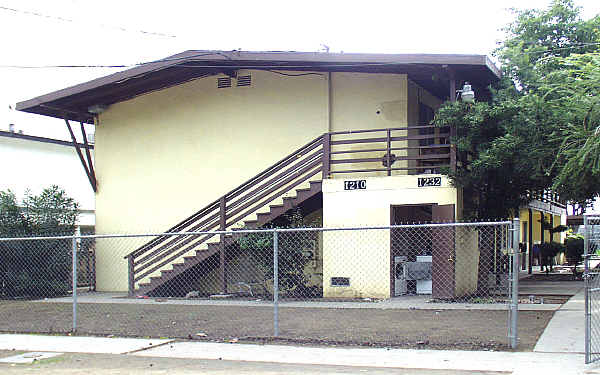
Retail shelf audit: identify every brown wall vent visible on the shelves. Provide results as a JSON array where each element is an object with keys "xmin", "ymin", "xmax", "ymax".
[
  {"xmin": 217, "ymin": 77, "xmax": 232, "ymax": 88},
  {"xmin": 237, "ymin": 75, "xmax": 251, "ymax": 87}
]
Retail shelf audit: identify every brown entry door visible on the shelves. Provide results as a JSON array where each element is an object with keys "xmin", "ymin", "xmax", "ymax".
[
  {"xmin": 390, "ymin": 205, "xmax": 433, "ymax": 297},
  {"xmin": 431, "ymin": 204, "xmax": 455, "ymax": 299}
]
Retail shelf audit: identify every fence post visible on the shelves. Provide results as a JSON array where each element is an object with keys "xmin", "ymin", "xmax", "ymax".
[
  {"xmin": 219, "ymin": 196, "xmax": 227, "ymax": 294},
  {"xmin": 127, "ymin": 255, "xmax": 134, "ymax": 297},
  {"xmin": 585, "ymin": 214, "xmax": 590, "ymax": 364},
  {"xmin": 71, "ymin": 237, "xmax": 78, "ymax": 333},
  {"xmin": 510, "ymin": 218, "xmax": 520, "ymax": 349},
  {"xmin": 273, "ymin": 229, "xmax": 279, "ymax": 337}
]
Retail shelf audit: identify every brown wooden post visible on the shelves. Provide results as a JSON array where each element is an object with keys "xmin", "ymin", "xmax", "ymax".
[
  {"xmin": 386, "ymin": 129, "xmax": 392, "ymax": 176},
  {"xmin": 448, "ymin": 70, "xmax": 457, "ymax": 171},
  {"xmin": 322, "ymin": 133, "xmax": 331, "ymax": 179},
  {"xmin": 450, "ymin": 127, "xmax": 457, "ymax": 172},
  {"xmin": 219, "ymin": 196, "xmax": 227, "ymax": 294},
  {"xmin": 449, "ymin": 71, "xmax": 456, "ymax": 102},
  {"xmin": 127, "ymin": 255, "xmax": 134, "ymax": 297}
]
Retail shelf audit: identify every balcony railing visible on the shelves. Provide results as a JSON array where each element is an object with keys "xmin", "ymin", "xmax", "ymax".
[
  {"xmin": 526, "ymin": 190, "xmax": 567, "ymax": 209},
  {"xmin": 322, "ymin": 126, "xmax": 455, "ymax": 178}
]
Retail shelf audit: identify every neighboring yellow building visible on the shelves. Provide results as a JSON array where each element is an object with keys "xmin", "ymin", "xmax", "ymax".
[
  {"xmin": 17, "ymin": 50, "xmax": 562, "ymax": 299},
  {"xmin": 518, "ymin": 197, "xmax": 567, "ymax": 272}
]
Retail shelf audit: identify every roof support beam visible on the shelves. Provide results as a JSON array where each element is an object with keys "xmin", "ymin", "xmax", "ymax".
[
  {"xmin": 80, "ymin": 122, "xmax": 96, "ymax": 191},
  {"xmin": 65, "ymin": 118, "xmax": 97, "ymax": 192}
]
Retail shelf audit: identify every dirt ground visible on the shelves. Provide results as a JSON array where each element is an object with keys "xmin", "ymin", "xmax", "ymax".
[
  {"xmin": 521, "ymin": 273, "xmax": 580, "ymax": 282},
  {"xmin": 0, "ymin": 302, "xmax": 552, "ymax": 351}
]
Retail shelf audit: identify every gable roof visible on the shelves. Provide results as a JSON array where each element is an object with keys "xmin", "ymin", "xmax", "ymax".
[{"xmin": 16, "ymin": 50, "xmax": 501, "ymax": 124}]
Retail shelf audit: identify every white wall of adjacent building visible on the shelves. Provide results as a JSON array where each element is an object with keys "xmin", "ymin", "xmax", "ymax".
[{"xmin": 0, "ymin": 132, "xmax": 95, "ymax": 228}]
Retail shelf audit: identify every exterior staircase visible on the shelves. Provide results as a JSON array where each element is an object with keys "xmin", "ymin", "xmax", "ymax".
[
  {"xmin": 125, "ymin": 135, "xmax": 327, "ymax": 296},
  {"xmin": 124, "ymin": 125, "xmax": 456, "ymax": 296}
]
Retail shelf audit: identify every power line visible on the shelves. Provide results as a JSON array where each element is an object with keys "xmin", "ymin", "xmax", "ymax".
[
  {"xmin": 0, "ymin": 52, "xmax": 233, "ymax": 69},
  {"xmin": 1, "ymin": 41, "xmax": 599, "ymax": 70},
  {"xmin": 0, "ymin": 61, "xmax": 442, "ymax": 70},
  {"xmin": 0, "ymin": 4, "xmax": 177, "ymax": 39},
  {"xmin": 501, "ymin": 41, "xmax": 600, "ymax": 56}
]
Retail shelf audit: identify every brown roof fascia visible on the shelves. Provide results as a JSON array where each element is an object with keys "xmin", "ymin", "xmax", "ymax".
[
  {"xmin": 177, "ymin": 50, "xmax": 497, "ymax": 68},
  {"xmin": 15, "ymin": 50, "xmax": 199, "ymax": 113},
  {"xmin": 15, "ymin": 50, "xmax": 501, "ymax": 120}
]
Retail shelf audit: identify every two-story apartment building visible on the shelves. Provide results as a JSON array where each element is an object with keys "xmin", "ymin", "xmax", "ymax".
[{"xmin": 16, "ymin": 50, "xmax": 564, "ymax": 299}]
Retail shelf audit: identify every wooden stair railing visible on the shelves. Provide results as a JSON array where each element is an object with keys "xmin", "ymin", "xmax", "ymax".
[
  {"xmin": 124, "ymin": 125, "xmax": 456, "ymax": 296},
  {"xmin": 125, "ymin": 134, "xmax": 327, "ymax": 295}
]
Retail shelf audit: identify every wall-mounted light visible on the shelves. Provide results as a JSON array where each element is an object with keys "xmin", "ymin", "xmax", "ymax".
[
  {"xmin": 88, "ymin": 104, "xmax": 109, "ymax": 114},
  {"xmin": 456, "ymin": 82, "xmax": 475, "ymax": 103}
]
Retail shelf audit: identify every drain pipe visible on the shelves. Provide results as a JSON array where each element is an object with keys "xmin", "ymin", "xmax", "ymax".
[{"xmin": 327, "ymin": 72, "xmax": 333, "ymax": 132}]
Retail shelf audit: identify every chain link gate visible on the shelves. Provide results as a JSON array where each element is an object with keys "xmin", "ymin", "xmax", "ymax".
[{"xmin": 585, "ymin": 215, "xmax": 600, "ymax": 364}]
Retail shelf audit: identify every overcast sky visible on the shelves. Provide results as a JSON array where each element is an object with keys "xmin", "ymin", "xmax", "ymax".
[{"xmin": 1, "ymin": 0, "xmax": 599, "ymax": 139}]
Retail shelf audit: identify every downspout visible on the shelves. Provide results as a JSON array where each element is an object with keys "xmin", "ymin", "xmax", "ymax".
[{"xmin": 327, "ymin": 72, "xmax": 333, "ymax": 132}]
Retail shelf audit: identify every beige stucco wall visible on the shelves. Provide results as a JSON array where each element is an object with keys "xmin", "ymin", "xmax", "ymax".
[
  {"xmin": 329, "ymin": 72, "xmax": 408, "ymax": 178},
  {"xmin": 321, "ymin": 175, "xmax": 458, "ymax": 298},
  {"xmin": 330, "ymin": 72, "xmax": 408, "ymax": 132},
  {"xmin": 454, "ymin": 227, "xmax": 479, "ymax": 296},
  {"xmin": 94, "ymin": 70, "xmax": 329, "ymax": 291},
  {"xmin": 93, "ymin": 69, "xmax": 439, "ymax": 291}
]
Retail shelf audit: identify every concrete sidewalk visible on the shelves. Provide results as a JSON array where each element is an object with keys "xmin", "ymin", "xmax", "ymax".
[
  {"xmin": 0, "ymin": 333, "xmax": 592, "ymax": 374},
  {"xmin": 42, "ymin": 290, "xmax": 562, "ymax": 311},
  {"xmin": 534, "ymin": 287, "xmax": 585, "ymax": 353},
  {"xmin": 0, "ymin": 334, "xmax": 172, "ymax": 354},
  {"xmin": 0, "ymin": 282, "xmax": 594, "ymax": 374}
]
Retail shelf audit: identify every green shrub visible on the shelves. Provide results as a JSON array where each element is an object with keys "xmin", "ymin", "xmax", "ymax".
[
  {"xmin": 538, "ymin": 241, "xmax": 564, "ymax": 271},
  {"xmin": 0, "ymin": 186, "xmax": 79, "ymax": 298},
  {"xmin": 539, "ymin": 241, "xmax": 564, "ymax": 259},
  {"xmin": 238, "ymin": 208, "xmax": 319, "ymax": 298},
  {"xmin": 565, "ymin": 237, "xmax": 584, "ymax": 266}
]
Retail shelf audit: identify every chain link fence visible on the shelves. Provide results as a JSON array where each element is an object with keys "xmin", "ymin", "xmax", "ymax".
[
  {"xmin": 0, "ymin": 221, "xmax": 522, "ymax": 350},
  {"xmin": 585, "ymin": 215, "xmax": 600, "ymax": 363}
]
